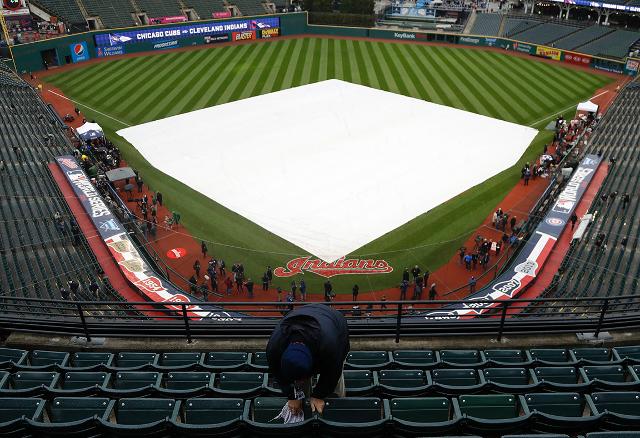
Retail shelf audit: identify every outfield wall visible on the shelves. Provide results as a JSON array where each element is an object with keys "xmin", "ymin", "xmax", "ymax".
[{"xmin": 10, "ymin": 11, "xmax": 637, "ymax": 76}]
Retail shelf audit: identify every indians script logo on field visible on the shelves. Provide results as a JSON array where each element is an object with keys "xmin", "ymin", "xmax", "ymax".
[{"xmin": 274, "ymin": 257, "xmax": 393, "ymax": 278}]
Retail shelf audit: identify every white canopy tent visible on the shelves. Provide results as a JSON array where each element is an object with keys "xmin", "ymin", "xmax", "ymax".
[
  {"xmin": 77, "ymin": 122, "xmax": 104, "ymax": 140},
  {"xmin": 577, "ymin": 100, "xmax": 599, "ymax": 113}
]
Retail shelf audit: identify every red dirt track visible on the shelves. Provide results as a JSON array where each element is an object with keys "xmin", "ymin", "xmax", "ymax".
[{"xmin": 32, "ymin": 35, "xmax": 630, "ymax": 307}]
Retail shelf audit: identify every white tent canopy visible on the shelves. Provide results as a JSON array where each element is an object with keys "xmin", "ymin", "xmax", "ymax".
[
  {"xmin": 77, "ymin": 122, "xmax": 104, "ymax": 140},
  {"xmin": 577, "ymin": 100, "xmax": 599, "ymax": 113}
]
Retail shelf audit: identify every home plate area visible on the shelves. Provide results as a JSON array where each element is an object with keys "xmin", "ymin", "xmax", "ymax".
[{"xmin": 117, "ymin": 79, "xmax": 538, "ymax": 263}]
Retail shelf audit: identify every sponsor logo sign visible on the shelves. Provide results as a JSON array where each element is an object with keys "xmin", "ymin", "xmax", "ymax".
[
  {"xmin": 97, "ymin": 45, "xmax": 125, "ymax": 57},
  {"xmin": 70, "ymin": 42, "xmax": 90, "ymax": 63},
  {"xmin": 625, "ymin": 59, "xmax": 639, "ymax": 73},
  {"xmin": 55, "ymin": 155, "xmax": 243, "ymax": 322},
  {"xmin": 153, "ymin": 40, "xmax": 178, "ymax": 50},
  {"xmin": 393, "ymin": 32, "xmax": 425, "ymax": 40},
  {"xmin": 213, "ymin": 11, "xmax": 232, "ymax": 18},
  {"xmin": 94, "ymin": 17, "xmax": 279, "ymax": 47},
  {"xmin": 150, "ymin": 15, "xmax": 188, "ymax": 24},
  {"xmin": 232, "ymin": 30, "xmax": 255, "ymax": 41},
  {"xmin": 536, "ymin": 46, "xmax": 561, "ymax": 61},
  {"xmin": 512, "ymin": 41, "xmax": 535, "ymax": 54},
  {"xmin": 274, "ymin": 256, "xmax": 393, "ymax": 278},
  {"xmin": 459, "ymin": 36, "xmax": 481, "ymax": 45},
  {"xmin": 261, "ymin": 27, "xmax": 280, "ymax": 39},
  {"xmin": 204, "ymin": 34, "xmax": 229, "ymax": 44},
  {"xmin": 564, "ymin": 53, "xmax": 591, "ymax": 66},
  {"xmin": 425, "ymin": 155, "xmax": 601, "ymax": 320}
]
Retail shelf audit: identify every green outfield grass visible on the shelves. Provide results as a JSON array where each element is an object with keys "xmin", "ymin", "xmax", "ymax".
[{"xmin": 45, "ymin": 37, "xmax": 612, "ymax": 294}]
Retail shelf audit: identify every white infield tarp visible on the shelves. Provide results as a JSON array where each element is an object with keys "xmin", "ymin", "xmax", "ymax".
[{"xmin": 117, "ymin": 80, "xmax": 538, "ymax": 262}]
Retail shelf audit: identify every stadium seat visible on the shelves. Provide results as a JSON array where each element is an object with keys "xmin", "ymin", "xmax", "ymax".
[
  {"xmin": 249, "ymin": 352, "xmax": 268, "ymax": 370},
  {"xmin": 344, "ymin": 370, "xmax": 378, "ymax": 396},
  {"xmin": 440, "ymin": 350, "xmax": 486, "ymax": 366},
  {"xmin": 614, "ymin": 346, "xmax": 640, "ymax": 363},
  {"xmin": 58, "ymin": 371, "xmax": 110, "ymax": 391},
  {"xmin": 0, "ymin": 398, "xmax": 45, "ymax": 423},
  {"xmin": 115, "ymin": 352, "xmax": 159, "ymax": 369},
  {"xmin": 111, "ymin": 398, "xmax": 180, "ymax": 425},
  {"xmin": 69, "ymin": 352, "xmax": 114, "ymax": 369},
  {"xmin": 216, "ymin": 372, "xmax": 266, "ymax": 395},
  {"xmin": 387, "ymin": 397, "xmax": 460, "ymax": 435},
  {"xmin": 111, "ymin": 371, "xmax": 161, "ymax": 391},
  {"xmin": 0, "ymin": 371, "xmax": 7, "ymax": 389},
  {"xmin": 580, "ymin": 365, "xmax": 639, "ymax": 388},
  {"xmin": 203, "ymin": 352, "xmax": 249, "ymax": 371},
  {"xmin": 529, "ymin": 349, "xmax": 574, "ymax": 365},
  {"xmin": 318, "ymin": 397, "xmax": 387, "ymax": 436},
  {"xmin": 480, "ymin": 368, "xmax": 535, "ymax": 387},
  {"xmin": 180, "ymin": 398, "xmax": 244, "ymax": 424},
  {"xmin": 164, "ymin": 372, "xmax": 214, "ymax": 390},
  {"xmin": 533, "ymin": 367, "xmax": 582, "ymax": 387},
  {"xmin": 0, "ymin": 348, "xmax": 27, "ymax": 368},
  {"xmin": 158, "ymin": 352, "xmax": 203, "ymax": 369},
  {"xmin": 484, "ymin": 350, "xmax": 530, "ymax": 366},
  {"xmin": 432, "ymin": 369, "xmax": 484, "ymax": 392},
  {"xmin": 345, "ymin": 351, "xmax": 392, "ymax": 370},
  {"xmin": 5, "ymin": 371, "xmax": 59, "ymax": 391},
  {"xmin": 47, "ymin": 397, "xmax": 114, "ymax": 423},
  {"xmin": 458, "ymin": 394, "xmax": 529, "ymax": 434},
  {"xmin": 587, "ymin": 392, "xmax": 640, "ymax": 429},
  {"xmin": 391, "ymin": 350, "xmax": 438, "ymax": 368},
  {"xmin": 571, "ymin": 348, "xmax": 615, "ymax": 364},
  {"xmin": 244, "ymin": 397, "xmax": 313, "ymax": 436},
  {"xmin": 522, "ymin": 392, "xmax": 600, "ymax": 432},
  {"xmin": 28, "ymin": 350, "xmax": 69, "ymax": 368},
  {"xmin": 377, "ymin": 369, "xmax": 430, "ymax": 396}
]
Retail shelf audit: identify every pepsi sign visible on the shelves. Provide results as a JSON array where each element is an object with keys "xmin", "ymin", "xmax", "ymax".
[{"xmin": 69, "ymin": 42, "xmax": 90, "ymax": 63}]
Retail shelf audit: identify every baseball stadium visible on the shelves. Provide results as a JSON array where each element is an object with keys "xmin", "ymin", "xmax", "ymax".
[{"xmin": 1, "ymin": 0, "xmax": 640, "ymax": 434}]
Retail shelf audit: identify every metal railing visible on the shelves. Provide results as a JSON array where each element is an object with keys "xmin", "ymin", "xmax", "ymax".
[{"xmin": 1, "ymin": 294, "xmax": 640, "ymax": 343}]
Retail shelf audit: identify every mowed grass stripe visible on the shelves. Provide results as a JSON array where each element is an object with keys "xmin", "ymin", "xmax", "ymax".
[
  {"xmin": 361, "ymin": 40, "xmax": 387, "ymax": 90},
  {"xmin": 376, "ymin": 42, "xmax": 414, "ymax": 97},
  {"xmin": 531, "ymin": 60, "xmax": 589, "ymax": 97},
  {"xmin": 51, "ymin": 56, "xmax": 137, "ymax": 92},
  {"xmin": 368, "ymin": 42, "xmax": 402, "ymax": 94},
  {"xmin": 269, "ymin": 39, "xmax": 299, "ymax": 92},
  {"xmin": 204, "ymin": 43, "xmax": 261, "ymax": 107},
  {"xmin": 344, "ymin": 39, "xmax": 360, "ymax": 83},
  {"xmin": 387, "ymin": 43, "xmax": 432, "ymax": 102},
  {"xmin": 317, "ymin": 38, "xmax": 329, "ymax": 81},
  {"xmin": 239, "ymin": 41, "xmax": 282, "ymax": 98},
  {"xmin": 259, "ymin": 40, "xmax": 295, "ymax": 92},
  {"xmin": 414, "ymin": 44, "xmax": 463, "ymax": 108},
  {"xmin": 176, "ymin": 45, "xmax": 239, "ymax": 113},
  {"xmin": 509, "ymin": 55, "xmax": 579, "ymax": 101},
  {"xmin": 291, "ymin": 38, "xmax": 311, "ymax": 88},
  {"xmin": 333, "ymin": 39, "xmax": 344, "ymax": 80},
  {"xmin": 248, "ymin": 40, "xmax": 288, "ymax": 96},
  {"xmin": 308, "ymin": 38, "xmax": 323, "ymax": 83},
  {"xmin": 213, "ymin": 42, "xmax": 272, "ymax": 105},
  {"xmin": 339, "ymin": 39, "xmax": 352, "ymax": 83},
  {"xmin": 350, "ymin": 40, "xmax": 370, "ymax": 86},
  {"xmin": 327, "ymin": 38, "xmax": 337, "ymax": 79},
  {"xmin": 299, "ymin": 38, "xmax": 317, "ymax": 85},
  {"xmin": 452, "ymin": 49, "xmax": 527, "ymax": 122},
  {"xmin": 225, "ymin": 42, "xmax": 275, "ymax": 103},
  {"xmin": 280, "ymin": 38, "xmax": 305, "ymax": 90},
  {"xmin": 403, "ymin": 44, "xmax": 449, "ymax": 105}
]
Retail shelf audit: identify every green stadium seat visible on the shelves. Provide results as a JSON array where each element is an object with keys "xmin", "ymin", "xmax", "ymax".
[
  {"xmin": 522, "ymin": 392, "xmax": 599, "ymax": 432},
  {"xmin": 115, "ymin": 352, "xmax": 158, "ymax": 369},
  {"xmin": 203, "ymin": 352, "xmax": 249, "ymax": 370},
  {"xmin": 391, "ymin": 350, "xmax": 438, "ymax": 368},
  {"xmin": 112, "ymin": 371, "xmax": 161, "ymax": 390},
  {"xmin": 484, "ymin": 350, "xmax": 529, "ymax": 365},
  {"xmin": 318, "ymin": 397, "xmax": 387, "ymax": 436},
  {"xmin": 6, "ymin": 371, "xmax": 59, "ymax": 390},
  {"xmin": 0, "ymin": 371, "xmax": 7, "ymax": 389},
  {"xmin": 158, "ymin": 352, "xmax": 203, "ymax": 369},
  {"xmin": 113, "ymin": 398, "xmax": 180, "ymax": 425},
  {"xmin": 614, "ymin": 346, "xmax": 640, "ymax": 363},
  {"xmin": 388, "ymin": 397, "xmax": 460, "ymax": 435},
  {"xmin": 529, "ymin": 349, "xmax": 574, "ymax": 365},
  {"xmin": 216, "ymin": 372, "xmax": 266, "ymax": 395},
  {"xmin": 0, "ymin": 398, "xmax": 45, "ymax": 423},
  {"xmin": 28, "ymin": 350, "xmax": 69, "ymax": 368},
  {"xmin": 587, "ymin": 392, "xmax": 640, "ymax": 429},
  {"xmin": 249, "ymin": 352, "xmax": 268, "ymax": 371},
  {"xmin": 481, "ymin": 368, "xmax": 534, "ymax": 390},
  {"xmin": 0, "ymin": 348, "xmax": 27, "ymax": 368},
  {"xmin": 458, "ymin": 394, "xmax": 529, "ymax": 435},
  {"xmin": 432, "ymin": 368, "xmax": 483, "ymax": 390},
  {"xmin": 344, "ymin": 370, "xmax": 377, "ymax": 396},
  {"xmin": 48, "ymin": 397, "xmax": 114, "ymax": 423},
  {"xmin": 345, "ymin": 351, "xmax": 391, "ymax": 370},
  {"xmin": 59, "ymin": 372, "xmax": 110, "ymax": 391},
  {"xmin": 164, "ymin": 372, "xmax": 214, "ymax": 390},
  {"xmin": 181, "ymin": 398, "xmax": 244, "ymax": 424},
  {"xmin": 244, "ymin": 397, "xmax": 313, "ymax": 437},
  {"xmin": 580, "ymin": 365, "xmax": 639, "ymax": 387},
  {"xmin": 440, "ymin": 350, "xmax": 486, "ymax": 366},
  {"xmin": 533, "ymin": 367, "xmax": 582, "ymax": 387},
  {"xmin": 378, "ymin": 369, "xmax": 430, "ymax": 396},
  {"xmin": 571, "ymin": 348, "xmax": 615, "ymax": 364},
  {"xmin": 69, "ymin": 352, "xmax": 114, "ymax": 369}
]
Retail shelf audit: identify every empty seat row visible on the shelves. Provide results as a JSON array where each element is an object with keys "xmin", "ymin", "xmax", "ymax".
[
  {"xmin": 1, "ymin": 365, "xmax": 639, "ymax": 398},
  {"xmin": 2, "ymin": 393, "xmax": 640, "ymax": 436},
  {"xmin": 3, "ymin": 347, "xmax": 639, "ymax": 372}
]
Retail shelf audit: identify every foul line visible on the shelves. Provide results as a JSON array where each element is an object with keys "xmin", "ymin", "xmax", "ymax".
[
  {"xmin": 47, "ymin": 89, "xmax": 132, "ymax": 127},
  {"xmin": 528, "ymin": 90, "xmax": 608, "ymax": 128}
]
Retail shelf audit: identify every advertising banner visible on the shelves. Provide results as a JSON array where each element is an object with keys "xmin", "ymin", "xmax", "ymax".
[
  {"xmin": 260, "ymin": 27, "xmax": 280, "ymax": 39},
  {"xmin": 69, "ymin": 42, "xmax": 90, "ymax": 63},
  {"xmin": 55, "ymin": 156, "xmax": 244, "ymax": 322},
  {"xmin": 94, "ymin": 17, "xmax": 279, "ymax": 48},
  {"xmin": 204, "ymin": 34, "xmax": 230, "ymax": 44},
  {"xmin": 509, "ymin": 41, "xmax": 537, "ymax": 54},
  {"xmin": 425, "ymin": 155, "xmax": 601, "ymax": 320},
  {"xmin": 96, "ymin": 45, "xmax": 125, "ymax": 57},
  {"xmin": 536, "ymin": 46, "xmax": 561, "ymax": 61},
  {"xmin": 232, "ymin": 30, "xmax": 256, "ymax": 41},
  {"xmin": 150, "ymin": 16, "xmax": 188, "ymax": 24},
  {"xmin": 458, "ymin": 36, "xmax": 484, "ymax": 46},
  {"xmin": 213, "ymin": 11, "xmax": 232, "ymax": 18},
  {"xmin": 625, "ymin": 58, "xmax": 639, "ymax": 76},
  {"xmin": 563, "ymin": 52, "xmax": 591, "ymax": 67}
]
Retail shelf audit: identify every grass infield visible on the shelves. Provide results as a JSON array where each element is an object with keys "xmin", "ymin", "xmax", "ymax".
[{"xmin": 45, "ymin": 37, "xmax": 612, "ymax": 293}]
